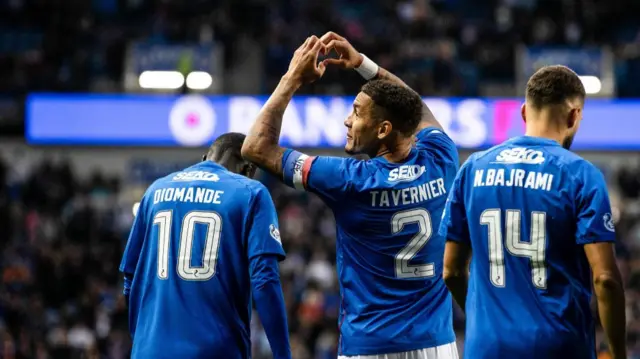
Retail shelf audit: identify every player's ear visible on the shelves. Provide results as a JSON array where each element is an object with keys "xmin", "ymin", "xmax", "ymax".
[
  {"xmin": 520, "ymin": 103, "xmax": 527, "ymax": 124},
  {"xmin": 377, "ymin": 120, "xmax": 393, "ymax": 140},
  {"xmin": 567, "ymin": 107, "xmax": 581, "ymax": 130}
]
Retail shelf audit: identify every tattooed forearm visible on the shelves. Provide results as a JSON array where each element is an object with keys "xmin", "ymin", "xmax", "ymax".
[
  {"xmin": 375, "ymin": 67, "xmax": 410, "ymax": 89},
  {"xmin": 253, "ymin": 119, "xmax": 281, "ymax": 143},
  {"xmin": 242, "ymin": 76, "xmax": 301, "ymax": 177},
  {"xmin": 372, "ymin": 67, "xmax": 442, "ymax": 131}
]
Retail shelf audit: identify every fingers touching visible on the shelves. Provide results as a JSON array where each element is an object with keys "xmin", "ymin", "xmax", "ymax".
[
  {"xmin": 322, "ymin": 58, "xmax": 347, "ymax": 68},
  {"xmin": 299, "ymin": 32, "xmax": 348, "ymax": 56},
  {"xmin": 320, "ymin": 31, "xmax": 345, "ymax": 44},
  {"xmin": 291, "ymin": 32, "xmax": 351, "ymax": 80}
]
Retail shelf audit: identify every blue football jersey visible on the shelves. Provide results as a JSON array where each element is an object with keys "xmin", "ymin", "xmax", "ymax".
[
  {"xmin": 439, "ymin": 136, "xmax": 617, "ymax": 359},
  {"xmin": 120, "ymin": 161, "xmax": 285, "ymax": 359},
  {"xmin": 282, "ymin": 127, "xmax": 459, "ymax": 356}
]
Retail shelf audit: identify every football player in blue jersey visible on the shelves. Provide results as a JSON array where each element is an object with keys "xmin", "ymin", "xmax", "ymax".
[
  {"xmin": 120, "ymin": 133, "xmax": 291, "ymax": 359},
  {"xmin": 439, "ymin": 65, "xmax": 626, "ymax": 359},
  {"xmin": 242, "ymin": 32, "xmax": 459, "ymax": 359}
]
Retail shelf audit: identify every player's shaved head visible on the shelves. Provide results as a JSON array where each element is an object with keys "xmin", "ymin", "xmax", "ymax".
[
  {"xmin": 205, "ymin": 132, "xmax": 256, "ymax": 178},
  {"xmin": 526, "ymin": 65, "xmax": 586, "ymax": 109},
  {"xmin": 361, "ymin": 80, "xmax": 423, "ymax": 135}
]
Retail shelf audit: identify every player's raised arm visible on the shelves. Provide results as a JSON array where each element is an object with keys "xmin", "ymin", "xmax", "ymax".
[
  {"xmin": 246, "ymin": 185, "xmax": 291, "ymax": 359},
  {"xmin": 241, "ymin": 36, "xmax": 326, "ymax": 179},
  {"xmin": 439, "ymin": 162, "xmax": 472, "ymax": 312},
  {"xmin": 320, "ymin": 31, "xmax": 441, "ymax": 132},
  {"xmin": 576, "ymin": 166, "xmax": 626, "ymax": 359}
]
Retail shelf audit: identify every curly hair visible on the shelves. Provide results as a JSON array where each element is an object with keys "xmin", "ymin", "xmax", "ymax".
[{"xmin": 361, "ymin": 80, "xmax": 423, "ymax": 135}]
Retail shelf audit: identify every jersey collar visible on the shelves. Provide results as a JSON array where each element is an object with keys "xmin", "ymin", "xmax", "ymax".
[
  {"xmin": 189, "ymin": 160, "xmax": 226, "ymax": 171},
  {"xmin": 506, "ymin": 136, "xmax": 561, "ymax": 147},
  {"xmin": 372, "ymin": 147, "xmax": 418, "ymax": 165}
]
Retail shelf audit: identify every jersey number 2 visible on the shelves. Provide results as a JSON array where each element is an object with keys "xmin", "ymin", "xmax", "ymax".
[
  {"xmin": 391, "ymin": 208, "xmax": 435, "ymax": 279},
  {"xmin": 481, "ymin": 209, "xmax": 547, "ymax": 289},
  {"xmin": 154, "ymin": 210, "xmax": 222, "ymax": 281}
]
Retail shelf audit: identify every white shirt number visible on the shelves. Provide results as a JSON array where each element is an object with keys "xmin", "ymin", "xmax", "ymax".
[
  {"xmin": 154, "ymin": 210, "xmax": 222, "ymax": 281},
  {"xmin": 391, "ymin": 208, "xmax": 435, "ymax": 279}
]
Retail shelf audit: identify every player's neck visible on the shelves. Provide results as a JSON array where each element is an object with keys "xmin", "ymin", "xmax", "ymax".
[
  {"xmin": 524, "ymin": 124, "xmax": 564, "ymax": 146},
  {"xmin": 376, "ymin": 140, "xmax": 413, "ymax": 163}
]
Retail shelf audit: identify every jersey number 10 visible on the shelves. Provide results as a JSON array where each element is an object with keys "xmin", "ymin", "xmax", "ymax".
[
  {"xmin": 154, "ymin": 210, "xmax": 222, "ymax": 281},
  {"xmin": 481, "ymin": 209, "xmax": 547, "ymax": 289}
]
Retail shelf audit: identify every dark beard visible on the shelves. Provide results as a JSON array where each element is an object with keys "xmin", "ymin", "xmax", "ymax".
[
  {"xmin": 562, "ymin": 134, "xmax": 575, "ymax": 150},
  {"xmin": 344, "ymin": 146, "xmax": 357, "ymax": 155}
]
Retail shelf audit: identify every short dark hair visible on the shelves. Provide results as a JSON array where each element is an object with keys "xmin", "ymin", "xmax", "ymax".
[
  {"xmin": 526, "ymin": 65, "xmax": 586, "ymax": 108},
  {"xmin": 361, "ymin": 79, "xmax": 423, "ymax": 135},
  {"xmin": 205, "ymin": 132, "xmax": 246, "ymax": 161}
]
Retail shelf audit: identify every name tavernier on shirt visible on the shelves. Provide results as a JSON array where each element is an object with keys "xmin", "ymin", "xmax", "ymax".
[{"xmin": 370, "ymin": 165, "xmax": 447, "ymax": 208}]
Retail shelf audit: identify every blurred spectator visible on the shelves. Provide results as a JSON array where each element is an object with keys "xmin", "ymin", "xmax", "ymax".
[
  {"xmin": 0, "ymin": 151, "xmax": 635, "ymax": 357},
  {"xmin": 1, "ymin": 0, "xmax": 640, "ymax": 99},
  {"xmin": 1, "ymin": 0, "xmax": 640, "ymax": 357}
]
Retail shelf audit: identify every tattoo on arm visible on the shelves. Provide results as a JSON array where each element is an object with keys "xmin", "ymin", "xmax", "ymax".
[
  {"xmin": 242, "ymin": 77, "xmax": 299, "ymax": 179},
  {"xmin": 375, "ymin": 67, "xmax": 442, "ymax": 131},
  {"xmin": 253, "ymin": 120, "xmax": 287, "ymax": 176},
  {"xmin": 376, "ymin": 67, "xmax": 410, "ymax": 88}
]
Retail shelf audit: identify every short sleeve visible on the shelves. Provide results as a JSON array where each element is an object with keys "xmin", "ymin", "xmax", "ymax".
[
  {"xmin": 246, "ymin": 185, "xmax": 286, "ymax": 261},
  {"xmin": 438, "ymin": 162, "xmax": 470, "ymax": 245},
  {"xmin": 281, "ymin": 149, "xmax": 351, "ymax": 202},
  {"xmin": 416, "ymin": 127, "xmax": 459, "ymax": 165},
  {"xmin": 120, "ymin": 197, "xmax": 148, "ymax": 275},
  {"xmin": 575, "ymin": 164, "xmax": 616, "ymax": 245}
]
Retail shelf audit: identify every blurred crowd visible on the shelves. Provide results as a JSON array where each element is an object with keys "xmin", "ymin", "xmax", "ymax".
[
  {"xmin": 2, "ymin": 0, "xmax": 640, "ymax": 98},
  {"xmin": 0, "ymin": 156, "xmax": 129, "ymax": 359},
  {"xmin": 1, "ymin": 0, "xmax": 640, "ymax": 358},
  {"xmin": 0, "ymin": 153, "xmax": 638, "ymax": 358}
]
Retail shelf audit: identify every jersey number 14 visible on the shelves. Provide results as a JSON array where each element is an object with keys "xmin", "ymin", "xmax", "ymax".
[{"xmin": 481, "ymin": 209, "xmax": 547, "ymax": 289}]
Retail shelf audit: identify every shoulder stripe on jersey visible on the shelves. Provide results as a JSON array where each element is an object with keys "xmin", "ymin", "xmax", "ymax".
[{"xmin": 301, "ymin": 156, "xmax": 314, "ymax": 190}]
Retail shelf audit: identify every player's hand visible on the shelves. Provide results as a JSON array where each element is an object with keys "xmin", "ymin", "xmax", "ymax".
[
  {"xmin": 320, "ymin": 32, "xmax": 363, "ymax": 69},
  {"xmin": 285, "ymin": 36, "xmax": 326, "ymax": 85}
]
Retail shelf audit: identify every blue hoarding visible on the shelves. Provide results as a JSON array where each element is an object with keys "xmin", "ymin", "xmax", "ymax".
[{"xmin": 26, "ymin": 94, "xmax": 640, "ymax": 150}]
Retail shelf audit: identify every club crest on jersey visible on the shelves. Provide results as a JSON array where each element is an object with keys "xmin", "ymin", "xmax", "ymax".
[
  {"xmin": 492, "ymin": 147, "xmax": 545, "ymax": 165},
  {"xmin": 291, "ymin": 154, "xmax": 311, "ymax": 190},
  {"xmin": 269, "ymin": 224, "xmax": 282, "ymax": 244},
  {"xmin": 388, "ymin": 165, "xmax": 426, "ymax": 183},
  {"xmin": 293, "ymin": 156, "xmax": 305, "ymax": 173},
  {"xmin": 172, "ymin": 171, "xmax": 220, "ymax": 182},
  {"xmin": 603, "ymin": 213, "xmax": 615, "ymax": 232}
]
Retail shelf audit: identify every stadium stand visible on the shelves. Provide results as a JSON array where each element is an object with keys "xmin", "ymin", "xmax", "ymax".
[
  {"xmin": 0, "ymin": 0, "xmax": 639, "ymax": 358},
  {"xmin": 0, "ymin": 154, "xmax": 637, "ymax": 358},
  {"xmin": 0, "ymin": 0, "xmax": 639, "ymax": 98}
]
